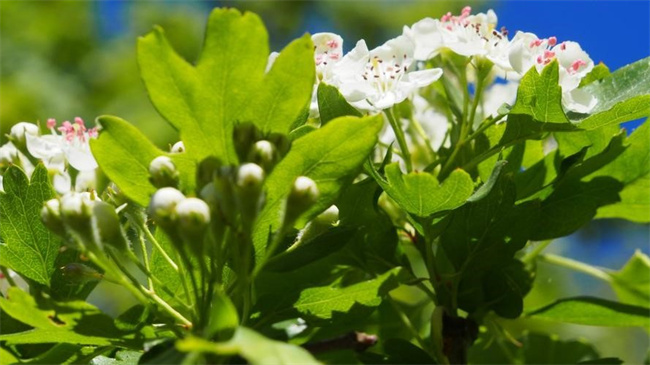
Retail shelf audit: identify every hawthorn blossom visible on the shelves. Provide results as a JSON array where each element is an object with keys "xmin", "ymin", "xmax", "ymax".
[
  {"xmin": 509, "ymin": 32, "xmax": 596, "ymax": 113},
  {"xmin": 332, "ymin": 35, "xmax": 442, "ymax": 111},
  {"xmin": 404, "ymin": 6, "xmax": 512, "ymax": 73},
  {"xmin": 25, "ymin": 118, "xmax": 98, "ymax": 193}
]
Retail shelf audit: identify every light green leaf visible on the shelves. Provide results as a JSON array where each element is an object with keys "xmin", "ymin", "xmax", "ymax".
[
  {"xmin": 0, "ymin": 288, "xmax": 149, "ymax": 348},
  {"xmin": 577, "ymin": 56, "xmax": 650, "ymax": 130},
  {"xmin": 293, "ymin": 267, "xmax": 403, "ymax": 321},
  {"xmin": 0, "ymin": 164, "xmax": 59, "ymax": 285},
  {"xmin": 246, "ymin": 34, "xmax": 315, "ymax": 134},
  {"xmin": 510, "ymin": 61, "xmax": 569, "ymax": 123},
  {"xmin": 20, "ymin": 344, "xmax": 105, "ymax": 365},
  {"xmin": 596, "ymin": 172, "xmax": 650, "ymax": 222},
  {"xmin": 0, "ymin": 346, "xmax": 19, "ymax": 365},
  {"xmin": 90, "ymin": 115, "xmax": 195, "ymax": 207},
  {"xmin": 90, "ymin": 350, "xmax": 143, "ymax": 365},
  {"xmin": 317, "ymin": 83, "xmax": 362, "ymax": 124},
  {"xmin": 176, "ymin": 327, "xmax": 320, "ymax": 365},
  {"xmin": 374, "ymin": 163, "xmax": 473, "ymax": 217},
  {"xmin": 579, "ymin": 62, "xmax": 611, "ymax": 87},
  {"xmin": 528, "ymin": 296, "xmax": 650, "ymax": 327},
  {"xmin": 138, "ymin": 8, "xmax": 268, "ymax": 164},
  {"xmin": 609, "ymin": 250, "xmax": 650, "ymax": 307},
  {"xmin": 251, "ymin": 115, "xmax": 382, "ymax": 261}
]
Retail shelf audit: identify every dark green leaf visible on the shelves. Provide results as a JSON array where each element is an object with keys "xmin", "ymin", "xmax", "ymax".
[
  {"xmin": 138, "ymin": 8, "xmax": 269, "ymax": 164},
  {"xmin": 528, "ymin": 296, "xmax": 650, "ymax": 327},
  {"xmin": 0, "ymin": 164, "xmax": 59, "ymax": 285}
]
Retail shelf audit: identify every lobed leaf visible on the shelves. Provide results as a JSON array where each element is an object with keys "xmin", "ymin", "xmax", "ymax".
[{"xmin": 528, "ymin": 296, "xmax": 650, "ymax": 327}]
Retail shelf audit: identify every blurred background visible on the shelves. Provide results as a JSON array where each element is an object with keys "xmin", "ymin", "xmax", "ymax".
[{"xmin": 1, "ymin": 1, "xmax": 648, "ymax": 362}]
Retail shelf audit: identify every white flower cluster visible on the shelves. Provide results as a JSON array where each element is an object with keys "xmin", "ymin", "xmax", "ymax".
[
  {"xmin": 1, "ymin": 118, "xmax": 98, "ymax": 193},
  {"xmin": 279, "ymin": 6, "xmax": 595, "ymax": 118}
]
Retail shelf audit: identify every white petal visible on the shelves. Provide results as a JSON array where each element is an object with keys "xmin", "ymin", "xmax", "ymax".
[
  {"xmin": 265, "ymin": 52, "xmax": 279, "ymax": 73},
  {"xmin": 63, "ymin": 143, "xmax": 98, "ymax": 171},
  {"xmin": 75, "ymin": 170, "xmax": 97, "ymax": 192},
  {"xmin": 26, "ymin": 134, "xmax": 63, "ymax": 161},
  {"xmin": 563, "ymin": 88, "xmax": 597, "ymax": 114},
  {"xmin": 53, "ymin": 171, "xmax": 72, "ymax": 194},
  {"xmin": 405, "ymin": 68, "xmax": 443, "ymax": 87}
]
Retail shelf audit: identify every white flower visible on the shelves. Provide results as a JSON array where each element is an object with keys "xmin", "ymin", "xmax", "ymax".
[
  {"xmin": 0, "ymin": 269, "xmax": 29, "ymax": 296},
  {"xmin": 332, "ymin": 36, "xmax": 443, "ymax": 111},
  {"xmin": 480, "ymin": 81, "xmax": 519, "ymax": 120},
  {"xmin": 404, "ymin": 7, "xmax": 511, "ymax": 72},
  {"xmin": 9, "ymin": 122, "xmax": 39, "ymax": 144},
  {"xmin": 26, "ymin": 117, "xmax": 98, "ymax": 172},
  {"xmin": 508, "ymin": 33, "xmax": 596, "ymax": 113}
]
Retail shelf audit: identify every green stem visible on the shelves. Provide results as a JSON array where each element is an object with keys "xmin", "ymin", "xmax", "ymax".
[
  {"xmin": 388, "ymin": 298, "xmax": 434, "ymax": 358},
  {"xmin": 0, "ymin": 266, "xmax": 17, "ymax": 287},
  {"xmin": 385, "ymin": 108, "xmax": 413, "ymax": 172},
  {"xmin": 439, "ymin": 71, "xmax": 471, "ymax": 178},
  {"xmin": 410, "ymin": 115, "xmax": 437, "ymax": 161},
  {"xmin": 522, "ymin": 240, "xmax": 553, "ymax": 264},
  {"xmin": 538, "ymin": 253, "xmax": 612, "ymax": 282},
  {"xmin": 137, "ymin": 231, "xmax": 154, "ymax": 291},
  {"xmin": 137, "ymin": 217, "xmax": 179, "ymax": 272}
]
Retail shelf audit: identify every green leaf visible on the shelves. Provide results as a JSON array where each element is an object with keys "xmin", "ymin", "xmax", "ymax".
[
  {"xmin": 0, "ymin": 346, "xmax": 19, "ymax": 365},
  {"xmin": 90, "ymin": 115, "xmax": 195, "ymax": 207},
  {"xmin": 0, "ymin": 164, "xmax": 59, "ymax": 285},
  {"xmin": 370, "ymin": 163, "xmax": 473, "ymax": 217},
  {"xmin": 206, "ymin": 291, "xmax": 239, "ymax": 341},
  {"xmin": 317, "ymin": 83, "xmax": 362, "ymax": 124},
  {"xmin": 528, "ymin": 296, "xmax": 650, "ymax": 327},
  {"xmin": 246, "ymin": 34, "xmax": 315, "ymax": 134},
  {"xmin": 264, "ymin": 227, "xmax": 357, "ymax": 273},
  {"xmin": 579, "ymin": 62, "xmax": 611, "ymax": 87},
  {"xmin": 138, "ymin": 9, "xmax": 269, "ymax": 164},
  {"xmin": 176, "ymin": 327, "xmax": 320, "ymax": 365},
  {"xmin": 555, "ymin": 124, "xmax": 620, "ymax": 159},
  {"xmin": 292, "ymin": 267, "xmax": 403, "ymax": 321},
  {"xmin": 609, "ymin": 250, "xmax": 650, "ymax": 307},
  {"xmin": 510, "ymin": 61, "xmax": 569, "ymax": 123},
  {"xmin": 252, "ymin": 115, "xmax": 382, "ymax": 261},
  {"xmin": 596, "ymin": 172, "xmax": 650, "ymax": 222},
  {"xmin": 149, "ymin": 229, "xmax": 192, "ymax": 312},
  {"xmin": 19, "ymin": 344, "xmax": 106, "ymax": 365},
  {"xmin": 469, "ymin": 331, "xmax": 601, "ymax": 364},
  {"xmin": 0, "ymin": 288, "xmax": 150, "ymax": 348},
  {"xmin": 90, "ymin": 350, "xmax": 143, "ymax": 365},
  {"xmin": 577, "ymin": 56, "xmax": 650, "ymax": 130}
]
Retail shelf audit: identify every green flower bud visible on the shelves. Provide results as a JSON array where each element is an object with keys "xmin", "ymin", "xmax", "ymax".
[
  {"xmin": 148, "ymin": 187, "xmax": 185, "ymax": 228},
  {"xmin": 149, "ymin": 156, "xmax": 179, "ymax": 188},
  {"xmin": 60, "ymin": 263, "xmax": 103, "ymax": 283},
  {"xmin": 60, "ymin": 192, "xmax": 98, "ymax": 236},
  {"xmin": 284, "ymin": 176, "xmax": 319, "ymax": 226},
  {"xmin": 176, "ymin": 198, "xmax": 210, "ymax": 249},
  {"xmin": 41, "ymin": 198, "xmax": 65, "ymax": 236},
  {"xmin": 248, "ymin": 140, "xmax": 279, "ymax": 172},
  {"xmin": 292, "ymin": 205, "xmax": 339, "ymax": 248},
  {"xmin": 170, "ymin": 141, "xmax": 185, "ymax": 153},
  {"xmin": 235, "ymin": 163, "xmax": 265, "ymax": 230},
  {"xmin": 313, "ymin": 205, "xmax": 339, "ymax": 226},
  {"xmin": 92, "ymin": 201, "xmax": 128, "ymax": 251}
]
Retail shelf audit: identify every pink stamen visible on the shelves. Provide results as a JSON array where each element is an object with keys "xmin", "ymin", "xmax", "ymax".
[
  {"xmin": 88, "ymin": 128, "xmax": 98, "ymax": 139},
  {"xmin": 329, "ymin": 53, "xmax": 340, "ymax": 60},
  {"xmin": 560, "ymin": 42, "xmax": 567, "ymax": 50},
  {"xmin": 446, "ymin": 25, "xmax": 453, "ymax": 31},
  {"xmin": 571, "ymin": 59, "xmax": 587, "ymax": 72},
  {"xmin": 529, "ymin": 39, "xmax": 543, "ymax": 48},
  {"xmin": 461, "ymin": 6, "xmax": 471, "ymax": 16},
  {"xmin": 46, "ymin": 118, "xmax": 56, "ymax": 129},
  {"xmin": 544, "ymin": 50, "xmax": 555, "ymax": 59},
  {"xmin": 536, "ymin": 55, "xmax": 543, "ymax": 64},
  {"xmin": 441, "ymin": 12, "xmax": 452, "ymax": 22},
  {"xmin": 326, "ymin": 40, "xmax": 339, "ymax": 49},
  {"xmin": 548, "ymin": 36, "xmax": 557, "ymax": 46}
]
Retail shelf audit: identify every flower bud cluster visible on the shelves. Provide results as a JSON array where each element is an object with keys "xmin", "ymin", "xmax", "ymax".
[
  {"xmin": 148, "ymin": 188, "xmax": 211, "ymax": 248},
  {"xmin": 149, "ymin": 155, "xmax": 179, "ymax": 188}
]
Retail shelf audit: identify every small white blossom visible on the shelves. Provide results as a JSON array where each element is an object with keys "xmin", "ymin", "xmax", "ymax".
[{"xmin": 332, "ymin": 35, "xmax": 442, "ymax": 111}]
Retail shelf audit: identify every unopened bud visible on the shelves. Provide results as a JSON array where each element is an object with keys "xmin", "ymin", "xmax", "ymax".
[
  {"xmin": 9, "ymin": 122, "xmax": 39, "ymax": 147},
  {"xmin": 236, "ymin": 163, "xmax": 265, "ymax": 230},
  {"xmin": 149, "ymin": 156, "xmax": 179, "ymax": 188},
  {"xmin": 148, "ymin": 187, "xmax": 185, "ymax": 227},
  {"xmin": 41, "ymin": 198, "xmax": 65, "ymax": 236},
  {"xmin": 92, "ymin": 201, "xmax": 127, "ymax": 251},
  {"xmin": 292, "ymin": 205, "xmax": 339, "ymax": 248},
  {"xmin": 176, "ymin": 198, "xmax": 210, "ymax": 245},
  {"xmin": 284, "ymin": 176, "xmax": 319, "ymax": 226},
  {"xmin": 60, "ymin": 263, "xmax": 103, "ymax": 283},
  {"xmin": 236, "ymin": 163, "xmax": 265, "ymax": 189},
  {"xmin": 60, "ymin": 192, "xmax": 98, "ymax": 233},
  {"xmin": 248, "ymin": 140, "xmax": 278, "ymax": 172},
  {"xmin": 0, "ymin": 143, "xmax": 19, "ymax": 167},
  {"xmin": 170, "ymin": 141, "xmax": 185, "ymax": 153}
]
